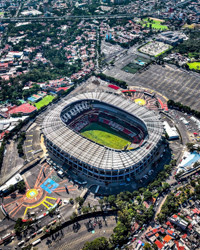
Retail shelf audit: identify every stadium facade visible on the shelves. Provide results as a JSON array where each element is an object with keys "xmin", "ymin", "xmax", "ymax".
[{"xmin": 42, "ymin": 91, "xmax": 163, "ymax": 185}]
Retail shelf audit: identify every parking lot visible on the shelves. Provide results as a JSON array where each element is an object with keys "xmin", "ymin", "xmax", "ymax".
[
  {"xmin": 104, "ymin": 63, "xmax": 200, "ymax": 111},
  {"xmin": 1, "ymin": 140, "xmax": 24, "ymax": 185},
  {"xmin": 24, "ymin": 125, "xmax": 43, "ymax": 161}
]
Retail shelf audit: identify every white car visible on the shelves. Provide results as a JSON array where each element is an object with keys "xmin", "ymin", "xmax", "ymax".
[
  {"xmin": 57, "ymin": 170, "xmax": 65, "ymax": 178},
  {"xmin": 63, "ymin": 199, "xmax": 69, "ymax": 205}
]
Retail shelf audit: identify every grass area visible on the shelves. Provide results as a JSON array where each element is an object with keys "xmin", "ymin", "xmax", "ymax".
[
  {"xmin": 188, "ymin": 52, "xmax": 200, "ymax": 59},
  {"xmin": 80, "ymin": 122, "xmax": 131, "ymax": 150},
  {"xmin": 183, "ymin": 23, "xmax": 200, "ymax": 29},
  {"xmin": 141, "ymin": 18, "xmax": 168, "ymax": 30},
  {"xmin": 187, "ymin": 62, "xmax": 200, "ymax": 70},
  {"xmin": 35, "ymin": 95, "xmax": 54, "ymax": 109}
]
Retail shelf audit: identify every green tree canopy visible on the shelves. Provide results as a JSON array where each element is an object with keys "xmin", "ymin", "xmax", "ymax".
[{"xmin": 82, "ymin": 237, "xmax": 110, "ymax": 250}]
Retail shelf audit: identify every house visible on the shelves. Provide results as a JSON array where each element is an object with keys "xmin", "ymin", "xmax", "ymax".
[
  {"xmin": 169, "ymin": 215, "xmax": 189, "ymax": 230},
  {"xmin": 155, "ymin": 240, "xmax": 164, "ymax": 249}
]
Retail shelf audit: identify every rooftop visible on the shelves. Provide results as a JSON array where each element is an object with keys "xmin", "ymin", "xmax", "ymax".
[
  {"xmin": 9, "ymin": 103, "xmax": 37, "ymax": 114},
  {"xmin": 42, "ymin": 91, "xmax": 163, "ymax": 170}
]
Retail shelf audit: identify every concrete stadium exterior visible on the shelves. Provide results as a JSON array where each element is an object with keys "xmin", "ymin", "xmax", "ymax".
[{"xmin": 42, "ymin": 91, "xmax": 163, "ymax": 185}]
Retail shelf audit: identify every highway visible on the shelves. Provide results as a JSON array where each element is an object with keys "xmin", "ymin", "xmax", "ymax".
[
  {"xmin": 0, "ymin": 0, "xmax": 191, "ymax": 24},
  {"xmin": 0, "ymin": 14, "xmax": 138, "ymax": 23}
]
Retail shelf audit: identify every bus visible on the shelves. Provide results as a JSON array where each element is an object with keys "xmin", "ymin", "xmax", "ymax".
[
  {"xmin": 32, "ymin": 239, "xmax": 41, "ymax": 246},
  {"xmin": 18, "ymin": 240, "xmax": 25, "ymax": 247}
]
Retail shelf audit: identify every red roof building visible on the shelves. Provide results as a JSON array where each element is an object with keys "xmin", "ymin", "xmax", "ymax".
[
  {"xmin": 108, "ymin": 84, "xmax": 120, "ymax": 90},
  {"xmin": 155, "ymin": 240, "xmax": 164, "ymax": 249},
  {"xmin": 0, "ymin": 131, "xmax": 9, "ymax": 140},
  {"xmin": 182, "ymin": 234, "xmax": 187, "ymax": 239},
  {"xmin": 0, "ymin": 63, "xmax": 9, "ymax": 68},
  {"xmin": 56, "ymin": 87, "xmax": 69, "ymax": 92},
  {"xmin": 121, "ymin": 89, "xmax": 136, "ymax": 93},
  {"xmin": 166, "ymin": 221, "xmax": 174, "ymax": 228},
  {"xmin": 163, "ymin": 235, "xmax": 172, "ymax": 243},
  {"xmin": 192, "ymin": 208, "xmax": 200, "ymax": 214},
  {"xmin": 9, "ymin": 103, "xmax": 37, "ymax": 115},
  {"xmin": 175, "ymin": 240, "xmax": 185, "ymax": 250},
  {"xmin": 167, "ymin": 229, "xmax": 175, "ymax": 237}
]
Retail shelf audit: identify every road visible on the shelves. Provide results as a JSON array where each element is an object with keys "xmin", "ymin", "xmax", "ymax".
[
  {"xmin": 0, "ymin": 0, "xmax": 191, "ymax": 23},
  {"xmin": 39, "ymin": 215, "xmax": 117, "ymax": 250},
  {"xmin": 0, "ymin": 14, "xmax": 138, "ymax": 23},
  {"xmin": 15, "ymin": 3, "xmax": 22, "ymax": 18}
]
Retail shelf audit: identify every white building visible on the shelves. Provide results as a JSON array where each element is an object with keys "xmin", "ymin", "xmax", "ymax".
[
  {"xmin": 0, "ymin": 173, "xmax": 23, "ymax": 193},
  {"xmin": 163, "ymin": 121, "xmax": 179, "ymax": 140}
]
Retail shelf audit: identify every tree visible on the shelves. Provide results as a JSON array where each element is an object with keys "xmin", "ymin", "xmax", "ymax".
[
  {"xmin": 103, "ymin": 196, "xmax": 108, "ymax": 204},
  {"xmin": 170, "ymin": 159, "xmax": 177, "ymax": 166},
  {"xmin": 93, "ymin": 205, "xmax": 97, "ymax": 212},
  {"xmin": 17, "ymin": 180, "xmax": 26, "ymax": 192},
  {"xmin": 186, "ymin": 143, "xmax": 194, "ymax": 152},
  {"xmin": 110, "ymin": 221, "xmax": 130, "ymax": 246},
  {"xmin": 8, "ymin": 184, "xmax": 16, "ymax": 193},
  {"xmin": 195, "ymin": 185, "xmax": 200, "ymax": 199},
  {"xmin": 162, "ymin": 182, "xmax": 170, "ymax": 191},
  {"xmin": 70, "ymin": 211, "xmax": 78, "ymax": 220},
  {"xmin": 118, "ymin": 210, "xmax": 131, "ymax": 226},
  {"xmin": 69, "ymin": 198, "xmax": 74, "ymax": 204},
  {"xmin": 143, "ymin": 191, "xmax": 153, "ymax": 201},
  {"xmin": 136, "ymin": 196, "xmax": 142, "ymax": 203},
  {"xmin": 132, "ymin": 190, "xmax": 139, "ymax": 197},
  {"xmin": 157, "ymin": 213, "xmax": 166, "ymax": 223},
  {"xmin": 14, "ymin": 218, "xmax": 24, "ymax": 235},
  {"xmin": 81, "ymin": 206, "xmax": 91, "ymax": 214},
  {"xmin": 98, "ymin": 199, "xmax": 104, "ymax": 206},
  {"xmin": 190, "ymin": 180, "xmax": 196, "ymax": 187},
  {"xmin": 152, "ymin": 243, "xmax": 158, "ymax": 250},
  {"xmin": 148, "ymin": 180, "xmax": 161, "ymax": 190},
  {"xmin": 139, "ymin": 187, "xmax": 146, "ymax": 194},
  {"xmin": 108, "ymin": 195, "xmax": 116, "ymax": 206},
  {"xmin": 82, "ymin": 237, "xmax": 109, "ymax": 250},
  {"xmin": 144, "ymin": 242, "xmax": 153, "ymax": 250},
  {"xmin": 75, "ymin": 196, "xmax": 85, "ymax": 206}
]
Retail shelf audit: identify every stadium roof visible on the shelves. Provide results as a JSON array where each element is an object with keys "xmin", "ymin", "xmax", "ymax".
[{"xmin": 42, "ymin": 91, "xmax": 163, "ymax": 171}]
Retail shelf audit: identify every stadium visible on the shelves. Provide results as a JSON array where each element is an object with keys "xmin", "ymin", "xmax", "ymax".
[{"xmin": 42, "ymin": 91, "xmax": 163, "ymax": 185}]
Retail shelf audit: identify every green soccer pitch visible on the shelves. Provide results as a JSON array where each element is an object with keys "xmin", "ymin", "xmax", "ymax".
[{"xmin": 80, "ymin": 123, "xmax": 131, "ymax": 150}]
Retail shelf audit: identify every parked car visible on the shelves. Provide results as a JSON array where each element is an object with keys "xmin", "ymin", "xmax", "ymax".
[{"xmin": 57, "ymin": 170, "xmax": 65, "ymax": 178}]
